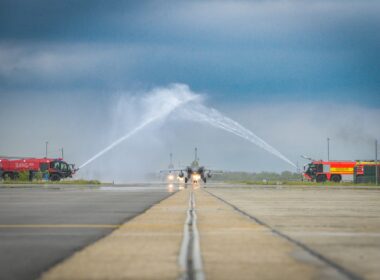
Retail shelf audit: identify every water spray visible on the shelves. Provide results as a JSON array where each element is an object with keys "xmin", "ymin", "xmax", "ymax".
[
  {"xmin": 78, "ymin": 84, "xmax": 199, "ymax": 170},
  {"xmin": 79, "ymin": 116, "xmax": 158, "ymax": 169},
  {"xmin": 180, "ymin": 105, "xmax": 297, "ymax": 168},
  {"xmin": 78, "ymin": 83, "xmax": 296, "ymax": 171}
]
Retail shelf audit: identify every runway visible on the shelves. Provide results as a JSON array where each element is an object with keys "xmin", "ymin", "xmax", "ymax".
[
  {"xmin": 0, "ymin": 184, "xmax": 174, "ymax": 280},
  {"xmin": 204, "ymin": 185, "xmax": 380, "ymax": 280},
  {"xmin": 1, "ymin": 183, "xmax": 380, "ymax": 280}
]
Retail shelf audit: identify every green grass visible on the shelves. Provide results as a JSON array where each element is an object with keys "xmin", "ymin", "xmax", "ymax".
[{"xmin": 229, "ymin": 180, "xmax": 380, "ymax": 187}]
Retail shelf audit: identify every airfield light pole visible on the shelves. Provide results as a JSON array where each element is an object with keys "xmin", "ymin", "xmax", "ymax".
[
  {"xmin": 327, "ymin": 137, "xmax": 330, "ymax": 161},
  {"xmin": 376, "ymin": 139, "xmax": 378, "ymax": 186},
  {"xmin": 45, "ymin": 141, "xmax": 48, "ymax": 158}
]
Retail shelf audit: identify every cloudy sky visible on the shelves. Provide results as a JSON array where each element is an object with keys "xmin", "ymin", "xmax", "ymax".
[{"xmin": 1, "ymin": 0, "xmax": 379, "ymax": 181}]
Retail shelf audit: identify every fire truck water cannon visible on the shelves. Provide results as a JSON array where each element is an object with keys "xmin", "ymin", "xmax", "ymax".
[{"xmin": 0, "ymin": 157, "xmax": 77, "ymax": 181}]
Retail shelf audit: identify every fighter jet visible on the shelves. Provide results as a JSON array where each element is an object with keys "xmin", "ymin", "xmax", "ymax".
[
  {"xmin": 164, "ymin": 153, "xmax": 176, "ymax": 182},
  {"xmin": 162, "ymin": 148, "xmax": 218, "ymax": 184}
]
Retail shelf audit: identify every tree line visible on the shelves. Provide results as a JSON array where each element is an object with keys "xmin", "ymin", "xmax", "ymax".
[{"xmin": 212, "ymin": 171, "xmax": 302, "ymax": 182}]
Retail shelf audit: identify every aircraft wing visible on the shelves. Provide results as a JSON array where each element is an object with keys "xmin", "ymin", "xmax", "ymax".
[
  {"xmin": 159, "ymin": 169, "xmax": 184, "ymax": 173},
  {"xmin": 203, "ymin": 167, "xmax": 224, "ymax": 174}
]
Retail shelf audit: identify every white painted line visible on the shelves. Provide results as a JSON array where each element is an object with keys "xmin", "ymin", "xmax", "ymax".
[
  {"xmin": 192, "ymin": 192, "xmax": 205, "ymax": 280},
  {"xmin": 179, "ymin": 193, "xmax": 191, "ymax": 275},
  {"xmin": 178, "ymin": 190, "xmax": 205, "ymax": 280}
]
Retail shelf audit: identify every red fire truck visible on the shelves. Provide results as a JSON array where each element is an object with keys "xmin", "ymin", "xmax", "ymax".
[
  {"xmin": 303, "ymin": 160, "xmax": 356, "ymax": 182},
  {"xmin": 0, "ymin": 157, "xmax": 76, "ymax": 181}
]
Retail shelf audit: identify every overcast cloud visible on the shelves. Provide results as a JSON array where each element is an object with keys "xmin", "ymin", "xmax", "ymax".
[{"xmin": 0, "ymin": 1, "xmax": 379, "ymax": 181}]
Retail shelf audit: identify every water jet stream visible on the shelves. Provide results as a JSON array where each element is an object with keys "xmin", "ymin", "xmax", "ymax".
[
  {"xmin": 79, "ymin": 84, "xmax": 198, "ymax": 169},
  {"xmin": 79, "ymin": 84, "xmax": 295, "ymax": 171},
  {"xmin": 79, "ymin": 116, "xmax": 157, "ymax": 169},
  {"xmin": 181, "ymin": 105, "xmax": 296, "ymax": 168}
]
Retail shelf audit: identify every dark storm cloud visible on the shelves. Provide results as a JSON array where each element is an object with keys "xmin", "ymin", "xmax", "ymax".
[
  {"xmin": 0, "ymin": 0, "xmax": 379, "ymax": 104},
  {"xmin": 1, "ymin": 0, "xmax": 379, "ymax": 49},
  {"xmin": 0, "ymin": 0, "xmax": 142, "ymax": 41}
]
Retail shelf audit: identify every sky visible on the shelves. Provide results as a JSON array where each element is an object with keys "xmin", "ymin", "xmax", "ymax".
[{"xmin": 1, "ymin": 0, "xmax": 380, "ymax": 182}]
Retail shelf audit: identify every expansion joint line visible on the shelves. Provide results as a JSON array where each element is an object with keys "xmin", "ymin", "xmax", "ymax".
[
  {"xmin": 203, "ymin": 189, "xmax": 363, "ymax": 280},
  {"xmin": 179, "ymin": 190, "xmax": 205, "ymax": 280}
]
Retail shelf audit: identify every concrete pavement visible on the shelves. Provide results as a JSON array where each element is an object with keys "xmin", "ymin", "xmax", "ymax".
[
  {"xmin": 206, "ymin": 185, "xmax": 380, "ymax": 280},
  {"xmin": 1, "ymin": 183, "xmax": 380, "ymax": 279},
  {"xmin": 0, "ymin": 184, "xmax": 174, "ymax": 280}
]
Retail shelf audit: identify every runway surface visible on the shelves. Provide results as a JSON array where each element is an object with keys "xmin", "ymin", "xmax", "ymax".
[
  {"xmin": 204, "ymin": 184, "xmax": 380, "ymax": 280},
  {"xmin": 1, "ymin": 183, "xmax": 380, "ymax": 280},
  {"xmin": 0, "ymin": 184, "xmax": 174, "ymax": 280}
]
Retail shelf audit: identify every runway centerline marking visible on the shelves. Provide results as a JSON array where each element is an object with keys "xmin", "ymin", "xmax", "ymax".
[{"xmin": 178, "ymin": 190, "xmax": 205, "ymax": 280}]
